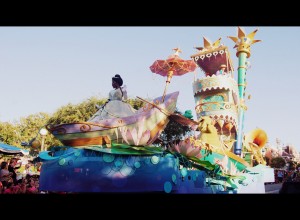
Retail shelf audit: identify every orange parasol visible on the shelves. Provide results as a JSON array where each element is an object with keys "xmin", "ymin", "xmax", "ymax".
[{"xmin": 149, "ymin": 48, "xmax": 197, "ymax": 101}]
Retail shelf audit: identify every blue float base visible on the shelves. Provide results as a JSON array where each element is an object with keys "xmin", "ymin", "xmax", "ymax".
[{"xmin": 39, "ymin": 148, "xmax": 236, "ymax": 193}]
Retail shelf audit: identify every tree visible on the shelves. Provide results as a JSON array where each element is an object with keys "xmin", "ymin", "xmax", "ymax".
[
  {"xmin": 0, "ymin": 112, "xmax": 56, "ymax": 154},
  {"xmin": 47, "ymin": 96, "xmax": 144, "ymax": 125},
  {"xmin": 270, "ymin": 156, "xmax": 286, "ymax": 169},
  {"xmin": 158, "ymin": 109, "xmax": 192, "ymax": 148},
  {"xmin": 47, "ymin": 97, "xmax": 101, "ymax": 125},
  {"xmin": 0, "ymin": 122, "xmax": 18, "ymax": 145}
]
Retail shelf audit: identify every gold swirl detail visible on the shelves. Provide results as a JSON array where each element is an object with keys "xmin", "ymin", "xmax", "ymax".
[
  {"xmin": 224, "ymin": 103, "xmax": 231, "ymax": 109},
  {"xmin": 80, "ymin": 124, "xmax": 91, "ymax": 132}
]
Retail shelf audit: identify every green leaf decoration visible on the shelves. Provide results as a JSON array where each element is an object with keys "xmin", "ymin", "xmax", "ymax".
[
  {"xmin": 58, "ymin": 158, "xmax": 66, "ymax": 166},
  {"xmin": 111, "ymin": 143, "xmax": 133, "ymax": 149},
  {"xmin": 226, "ymin": 178, "xmax": 238, "ymax": 189},
  {"xmin": 188, "ymin": 156, "xmax": 216, "ymax": 171},
  {"xmin": 207, "ymin": 178, "xmax": 233, "ymax": 188},
  {"xmin": 214, "ymin": 165, "xmax": 221, "ymax": 174},
  {"xmin": 79, "ymin": 144, "xmax": 164, "ymax": 155}
]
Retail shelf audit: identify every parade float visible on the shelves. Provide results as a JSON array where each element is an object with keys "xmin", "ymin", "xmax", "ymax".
[{"xmin": 38, "ymin": 27, "xmax": 274, "ymax": 193}]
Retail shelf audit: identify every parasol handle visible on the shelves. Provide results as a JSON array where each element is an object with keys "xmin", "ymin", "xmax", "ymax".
[{"xmin": 162, "ymin": 70, "xmax": 174, "ymax": 102}]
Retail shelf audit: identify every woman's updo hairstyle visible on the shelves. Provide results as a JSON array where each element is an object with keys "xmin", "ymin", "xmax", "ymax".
[{"xmin": 112, "ymin": 74, "xmax": 123, "ymax": 86}]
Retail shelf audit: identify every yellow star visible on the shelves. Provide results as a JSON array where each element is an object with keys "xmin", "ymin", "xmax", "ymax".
[
  {"xmin": 194, "ymin": 37, "xmax": 222, "ymax": 51},
  {"xmin": 227, "ymin": 27, "xmax": 261, "ymax": 57},
  {"xmin": 172, "ymin": 47, "xmax": 182, "ymax": 55}
]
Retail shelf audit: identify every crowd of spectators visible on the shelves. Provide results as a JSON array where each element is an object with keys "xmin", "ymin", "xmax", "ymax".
[
  {"xmin": 0, "ymin": 157, "xmax": 41, "ymax": 194},
  {"xmin": 274, "ymin": 168, "xmax": 300, "ymax": 183}
]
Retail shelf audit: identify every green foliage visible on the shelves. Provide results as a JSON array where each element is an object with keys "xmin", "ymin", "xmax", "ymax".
[
  {"xmin": 126, "ymin": 99, "xmax": 144, "ymax": 110},
  {"xmin": 47, "ymin": 97, "xmax": 104, "ymax": 125},
  {"xmin": 46, "ymin": 96, "xmax": 144, "ymax": 125},
  {"xmin": 85, "ymin": 143, "xmax": 164, "ymax": 155},
  {"xmin": 270, "ymin": 156, "xmax": 286, "ymax": 169},
  {"xmin": 0, "ymin": 122, "xmax": 18, "ymax": 145},
  {"xmin": 0, "ymin": 112, "xmax": 55, "ymax": 154},
  {"xmin": 18, "ymin": 112, "xmax": 50, "ymax": 140}
]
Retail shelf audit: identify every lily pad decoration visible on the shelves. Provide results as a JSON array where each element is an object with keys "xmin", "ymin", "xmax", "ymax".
[
  {"xmin": 114, "ymin": 158, "xmax": 123, "ymax": 168},
  {"xmin": 103, "ymin": 154, "xmax": 115, "ymax": 163},
  {"xmin": 151, "ymin": 155, "xmax": 160, "ymax": 164},
  {"xmin": 134, "ymin": 161, "xmax": 141, "ymax": 168},
  {"xmin": 172, "ymin": 174, "xmax": 177, "ymax": 184},
  {"xmin": 180, "ymin": 167, "xmax": 187, "ymax": 177},
  {"xmin": 164, "ymin": 181, "xmax": 172, "ymax": 193},
  {"xmin": 74, "ymin": 150, "xmax": 81, "ymax": 157},
  {"xmin": 58, "ymin": 158, "xmax": 66, "ymax": 166},
  {"xmin": 165, "ymin": 153, "xmax": 174, "ymax": 158}
]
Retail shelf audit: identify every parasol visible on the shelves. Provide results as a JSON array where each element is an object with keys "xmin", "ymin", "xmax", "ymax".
[{"xmin": 149, "ymin": 48, "xmax": 197, "ymax": 101}]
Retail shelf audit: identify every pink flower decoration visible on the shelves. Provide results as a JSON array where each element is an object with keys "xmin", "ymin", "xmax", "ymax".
[{"xmin": 170, "ymin": 138, "xmax": 202, "ymax": 158}]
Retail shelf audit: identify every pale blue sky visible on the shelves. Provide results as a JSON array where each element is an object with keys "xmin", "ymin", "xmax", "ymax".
[{"xmin": 0, "ymin": 27, "xmax": 299, "ymax": 150}]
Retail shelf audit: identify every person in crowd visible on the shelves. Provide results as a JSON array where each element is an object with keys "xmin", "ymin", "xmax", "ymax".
[
  {"xmin": 3, "ymin": 182, "xmax": 14, "ymax": 194},
  {"xmin": 277, "ymin": 170, "xmax": 284, "ymax": 183},
  {"xmin": 8, "ymin": 158, "xmax": 21, "ymax": 185},
  {"xmin": 26, "ymin": 178, "xmax": 38, "ymax": 194},
  {"xmin": 0, "ymin": 161, "xmax": 13, "ymax": 187}
]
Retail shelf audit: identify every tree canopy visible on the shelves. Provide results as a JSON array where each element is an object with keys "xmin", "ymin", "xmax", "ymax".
[{"xmin": 270, "ymin": 156, "xmax": 286, "ymax": 169}]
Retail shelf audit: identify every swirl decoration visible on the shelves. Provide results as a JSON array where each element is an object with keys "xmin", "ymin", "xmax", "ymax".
[
  {"xmin": 80, "ymin": 124, "xmax": 91, "ymax": 132},
  {"xmin": 53, "ymin": 127, "xmax": 67, "ymax": 135},
  {"xmin": 224, "ymin": 103, "xmax": 231, "ymax": 109}
]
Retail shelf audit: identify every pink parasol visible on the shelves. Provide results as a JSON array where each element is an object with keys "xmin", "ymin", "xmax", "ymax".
[{"xmin": 150, "ymin": 48, "xmax": 197, "ymax": 101}]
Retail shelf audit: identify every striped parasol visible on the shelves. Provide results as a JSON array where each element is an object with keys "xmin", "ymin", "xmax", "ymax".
[{"xmin": 150, "ymin": 48, "xmax": 197, "ymax": 101}]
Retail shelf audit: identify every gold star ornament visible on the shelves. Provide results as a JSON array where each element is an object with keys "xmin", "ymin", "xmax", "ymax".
[{"xmin": 227, "ymin": 27, "xmax": 261, "ymax": 58}]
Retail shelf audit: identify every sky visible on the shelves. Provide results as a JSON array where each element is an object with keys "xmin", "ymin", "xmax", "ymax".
[{"xmin": 0, "ymin": 26, "xmax": 299, "ymax": 151}]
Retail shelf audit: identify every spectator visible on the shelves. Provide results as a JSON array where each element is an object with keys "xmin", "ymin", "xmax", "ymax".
[
  {"xmin": 277, "ymin": 170, "xmax": 284, "ymax": 183},
  {"xmin": 0, "ymin": 161, "xmax": 13, "ymax": 186},
  {"xmin": 27, "ymin": 178, "xmax": 38, "ymax": 194},
  {"xmin": 3, "ymin": 182, "xmax": 14, "ymax": 194},
  {"xmin": 8, "ymin": 158, "xmax": 21, "ymax": 185}
]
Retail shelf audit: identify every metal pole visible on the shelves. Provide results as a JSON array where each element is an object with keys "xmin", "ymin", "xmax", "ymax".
[
  {"xmin": 162, "ymin": 70, "xmax": 173, "ymax": 102},
  {"xmin": 228, "ymin": 27, "xmax": 261, "ymax": 156},
  {"xmin": 39, "ymin": 128, "xmax": 48, "ymax": 152},
  {"xmin": 235, "ymin": 52, "xmax": 247, "ymax": 155},
  {"xmin": 41, "ymin": 135, "xmax": 45, "ymax": 152}
]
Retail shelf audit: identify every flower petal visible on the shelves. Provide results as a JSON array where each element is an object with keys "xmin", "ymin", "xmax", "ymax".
[
  {"xmin": 119, "ymin": 127, "xmax": 129, "ymax": 144},
  {"xmin": 136, "ymin": 118, "xmax": 146, "ymax": 145},
  {"xmin": 186, "ymin": 148, "xmax": 201, "ymax": 157},
  {"xmin": 138, "ymin": 130, "xmax": 151, "ymax": 146}
]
